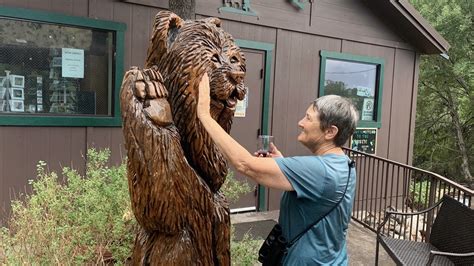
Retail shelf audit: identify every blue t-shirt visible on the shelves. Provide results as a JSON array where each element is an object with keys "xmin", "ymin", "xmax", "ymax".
[{"xmin": 274, "ymin": 154, "xmax": 356, "ymax": 265}]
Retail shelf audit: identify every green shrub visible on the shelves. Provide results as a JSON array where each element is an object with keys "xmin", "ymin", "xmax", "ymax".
[
  {"xmin": 409, "ymin": 180, "xmax": 430, "ymax": 209},
  {"xmin": 0, "ymin": 148, "xmax": 135, "ymax": 265},
  {"xmin": 0, "ymin": 148, "xmax": 260, "ymax": 265},
  {"xmin": 222, "ymin": 173, "xmax": 262, "ymax": 266},
  {"xmin": 221, "ymin": 171, "xmax": 252, "ymax": 204},
  {"xmin": 230, "ymin": 227, "xmax": 262, "ymax": 266}
]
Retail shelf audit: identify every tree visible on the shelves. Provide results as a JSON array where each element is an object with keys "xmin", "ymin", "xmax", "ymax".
[
  {"xmin": 411, "ymin": 0, "xmax": 473, "ymax": 186},
  {"xmin": 169, "ymin": 0, "xmax": 196, "ymax": 20}
]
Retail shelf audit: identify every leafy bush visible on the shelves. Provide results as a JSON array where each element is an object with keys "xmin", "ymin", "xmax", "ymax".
[
  {"xmin": 230, "ymin": 227, "xmax": 262, "ymax": 266},
  {"xmin": 409, "ymin": 180, "xmax": 430, "ymax": 209},
  {"xmin": 221, "ymin": 171, "xmax": 252, "ymax": 204},
  {"xmin": 222, "ymin": 173, "xmax": 262, "ymax": 266},
  {"xmin": 0, "ymin": 148, "xmax": 260, "ymax": 265},
  {"xmin": 0, "ymin": 148, "xmax": 135, "ymax": 264}
]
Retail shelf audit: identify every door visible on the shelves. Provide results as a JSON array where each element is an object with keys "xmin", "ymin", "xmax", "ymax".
[{"xmin": 229, "ymin": 48, "xmax": 265, "ymax": 212}]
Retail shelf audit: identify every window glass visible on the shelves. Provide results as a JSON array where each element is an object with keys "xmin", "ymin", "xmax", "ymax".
[
  {"xmin": 324, "ymin": 59, "xmax": 379, "ymax": 122},
  {"xmin": 0, "ymin": 18, "xmax": 114, "ymax": 116}
]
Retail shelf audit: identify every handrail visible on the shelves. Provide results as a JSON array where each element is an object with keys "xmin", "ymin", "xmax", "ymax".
[
  {"xmin": 343, "ymin": 148, "xmax": 474, "ymax": 195},
  {"xmin": 342, "ymin": 147, "xmax": 473, "ymax": 241}
]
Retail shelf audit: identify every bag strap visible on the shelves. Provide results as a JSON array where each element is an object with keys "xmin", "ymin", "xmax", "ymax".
[{"xmin": 287, "ymin": 160, "xmax": 355, "ymax": 247}]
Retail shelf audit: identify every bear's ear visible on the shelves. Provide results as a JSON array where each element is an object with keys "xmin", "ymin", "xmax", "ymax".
[
  {"xmin": 202, "ymin": 17, "xmax": 221, "ymax": 28},
  {"xmin": 145, "ymin": 11, "xmax": 184, "ymax": 68}
]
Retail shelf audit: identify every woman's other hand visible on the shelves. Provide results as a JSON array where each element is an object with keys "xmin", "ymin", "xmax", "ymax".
[
  {"xmin": 254, "ymin": 142, "xmax": 283, "ymax": 158},
  {"xmin": 269, "ymin": 143, "xmax": 283, "ymax": 158}
]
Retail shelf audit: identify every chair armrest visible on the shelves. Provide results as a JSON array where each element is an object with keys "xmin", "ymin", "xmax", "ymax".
[
  {"xmin": 426, "ymin": 250, "xmax": 474, "ymax": 265},
  {"xmin": 430, "ymin": 250, "xmax": 474, "ymax": 257},
  {"xmin": 386, "ymin": 199, "xmax": 444, "ymax": 216},
  {"xmin": 377, "ymin": 199, "xmax": 444, "ymax": 234}
]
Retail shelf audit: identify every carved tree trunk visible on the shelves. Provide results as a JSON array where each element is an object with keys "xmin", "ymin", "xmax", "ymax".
[{"xmin": 169, "ymin": 0, "xmax": 196, "ymax": 20}]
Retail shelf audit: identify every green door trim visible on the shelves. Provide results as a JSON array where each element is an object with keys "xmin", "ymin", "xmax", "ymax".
[{"xmin": 236, "ymin": 39, "xmax": 274, "ymax": 211}]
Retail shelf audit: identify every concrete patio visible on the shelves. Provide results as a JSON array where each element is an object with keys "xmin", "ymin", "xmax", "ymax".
[{"xmin": 231, "ymin": 210, "xmax": 395, "ymax": 265}]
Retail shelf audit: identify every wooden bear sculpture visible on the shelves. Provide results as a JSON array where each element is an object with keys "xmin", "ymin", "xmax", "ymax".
[{"xmin": 120, "ymin": 11, "xmax": 246, "ymax": 265}]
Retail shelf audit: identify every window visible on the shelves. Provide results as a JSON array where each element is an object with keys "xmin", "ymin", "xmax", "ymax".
[
  {"xmin": 319, "ymin": 51, "xmax": 384, "ymax": 128},
  {"xmin": 0, "ymin": 7, "xmax": 125, "ymax": 126}
]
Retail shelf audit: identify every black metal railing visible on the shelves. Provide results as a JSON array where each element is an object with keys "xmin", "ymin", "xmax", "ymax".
[{"xmin": 344, "ymin": 147, "xmax": 474, "ymax": 242}]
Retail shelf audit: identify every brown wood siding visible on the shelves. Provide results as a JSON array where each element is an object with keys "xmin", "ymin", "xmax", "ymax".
[
  {"xmin": 124, "ymin": 0, "xmax": 415, "ymax": 50},
  {"xmin": 388, "ymin": 49, "xmax": 416, "ymax": 164},
  {"xmin": 218, "ymin": 18, "xmax": 277, "ymax": 45},
  {"xmin": 114, "ymin": 1, "xmax": 134, "ymax": 68},
  {"xmin": 86, "ymin": 127, "xmax": 125, "ymax": 165},
  {"xmin": 313, "ymin": 0, "xmax": 404, "ymax": 43},
  {"xmin": 407, "ymin": 53, "xmax": 421, "ymax": 165},
  {"xmin": 194, "ymin": 0, "xmax": 414, "ymax": 51},
  {"xmin": 0, "ymin": 127, "xmax": 89, "ymax": 216}
]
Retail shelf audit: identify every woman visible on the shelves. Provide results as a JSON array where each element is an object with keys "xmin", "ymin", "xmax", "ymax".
[{"xmin": 197, "ymin": 73, "xmax": 358, "ymax": 265}]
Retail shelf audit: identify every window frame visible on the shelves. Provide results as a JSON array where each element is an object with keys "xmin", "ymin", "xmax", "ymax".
[
  {"xmin": 0, "ymin": 6, "xmax": 126, "ymax": 127},
  {"xmin": 319, "ymin": 50, "xmax": 384, "ymax": 128}
]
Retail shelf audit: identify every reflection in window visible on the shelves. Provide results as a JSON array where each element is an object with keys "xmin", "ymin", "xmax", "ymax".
[
  {"xmin": 324, "ymin": 59, "xmax": 379, "ymax": 122},
  {"xmin": 0, "ymin": 18, "xmax": 114, "ymax": 116}
]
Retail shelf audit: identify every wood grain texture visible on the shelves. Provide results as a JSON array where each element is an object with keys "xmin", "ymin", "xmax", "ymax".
[
  {"xmin": 192, "ymin": 0, "xmax": 413, "ymax": 50},
  {"xmin": 121, "ymin": 11, "xmax": 247, "ymax": 264},
  {"xmin": 388, "ymin": 49, "xmax": 416, "ymax": 163}
]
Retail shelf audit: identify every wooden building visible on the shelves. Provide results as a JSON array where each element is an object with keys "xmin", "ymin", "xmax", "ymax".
[{"xmin": 0, "ymin": 0, "xmax": 449, "ymax": 217}]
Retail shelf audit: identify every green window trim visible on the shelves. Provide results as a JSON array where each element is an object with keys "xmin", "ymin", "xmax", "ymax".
[
  {"xmin": 290, "ymin": 0, "xmax": 307, "ymax": 10},
  {"xmin": 218, "ymin": 6, "xmax": 257, "ymax": 17},
  {"xmin": 235, "ymin": 39, "xmax": 274, "ymax": 211},
  {"xmin": 319, "ymin": 50, "xmax": 384, "ymax": 128},
  {"xmin": 0, "ymin": 6, "xmax": 126, "ymax": 127},
  {"xmin": 218, "ymin": 1, "xmax": 258, "ymax": 17}
]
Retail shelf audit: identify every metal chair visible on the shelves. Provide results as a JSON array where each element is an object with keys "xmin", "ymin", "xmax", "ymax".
[{"xmin": 375, "ymin": 195, "xmax": 474, "ymax": 266}]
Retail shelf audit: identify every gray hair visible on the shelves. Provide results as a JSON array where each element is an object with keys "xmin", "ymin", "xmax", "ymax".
[{"xmin": 312, "ymin": 95, "xmax": 359, "ymax": 147}]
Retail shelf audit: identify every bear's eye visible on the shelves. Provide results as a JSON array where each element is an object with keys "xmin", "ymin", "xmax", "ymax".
[
  {"xmin": 230, "ymin": 56, "xmax": 239, "ymax": 64},
  {"xmin": 211, "ymin": 54, "xmax": 221, "ymax": 64}
]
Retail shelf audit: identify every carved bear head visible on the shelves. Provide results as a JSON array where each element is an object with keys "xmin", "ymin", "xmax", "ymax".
[{"xmin": 145, "ymin": 11, "xmax": 246, "ymax": 133}]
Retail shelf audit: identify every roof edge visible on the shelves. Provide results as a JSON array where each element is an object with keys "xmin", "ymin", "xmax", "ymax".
[{"xmin": 395, "ymin": 0, "xmax": 450, "ymax": 53}]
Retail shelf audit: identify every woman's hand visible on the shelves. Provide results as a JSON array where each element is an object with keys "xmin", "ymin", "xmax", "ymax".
[
  {"xmin": 197, "ymin": 73, "xmax": 211, "ymax": 119},
  {"xmin": 269, "ymin": 143, "xmax": 283, "ymax": 158},
  {"xmin": 254, "ymin": 142, "xmax": 284, "ymax": 158}
]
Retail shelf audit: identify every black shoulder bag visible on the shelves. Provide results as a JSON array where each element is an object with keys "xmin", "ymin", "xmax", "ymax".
[{"xmin": 258, "ymin": 160, "xmax": 355, "ymax": 266}]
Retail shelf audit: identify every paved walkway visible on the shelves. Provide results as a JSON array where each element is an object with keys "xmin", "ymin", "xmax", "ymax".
[{"xmin": 231, "ymin": 211, "xmax": 394, "ymax": 265}]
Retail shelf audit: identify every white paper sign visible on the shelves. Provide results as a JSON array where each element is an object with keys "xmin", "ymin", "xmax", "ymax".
[
  {"xmin": 362, "ymin": 98, "xmax": 374, "ymax": 121},
  {"xmin": 234, "ymin": 92, "xmax": 248, "ymax": 117},
  {"xmin": 234, "ymin": 100, "xmax": 246, "ymax": 117},
  {"xmin": 62, "ymin": 48, "xmax": 84, "ymax": 78},
  {"xmin": 357, "ymin": 86, "xmax": 372, "ymax": 97}
]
